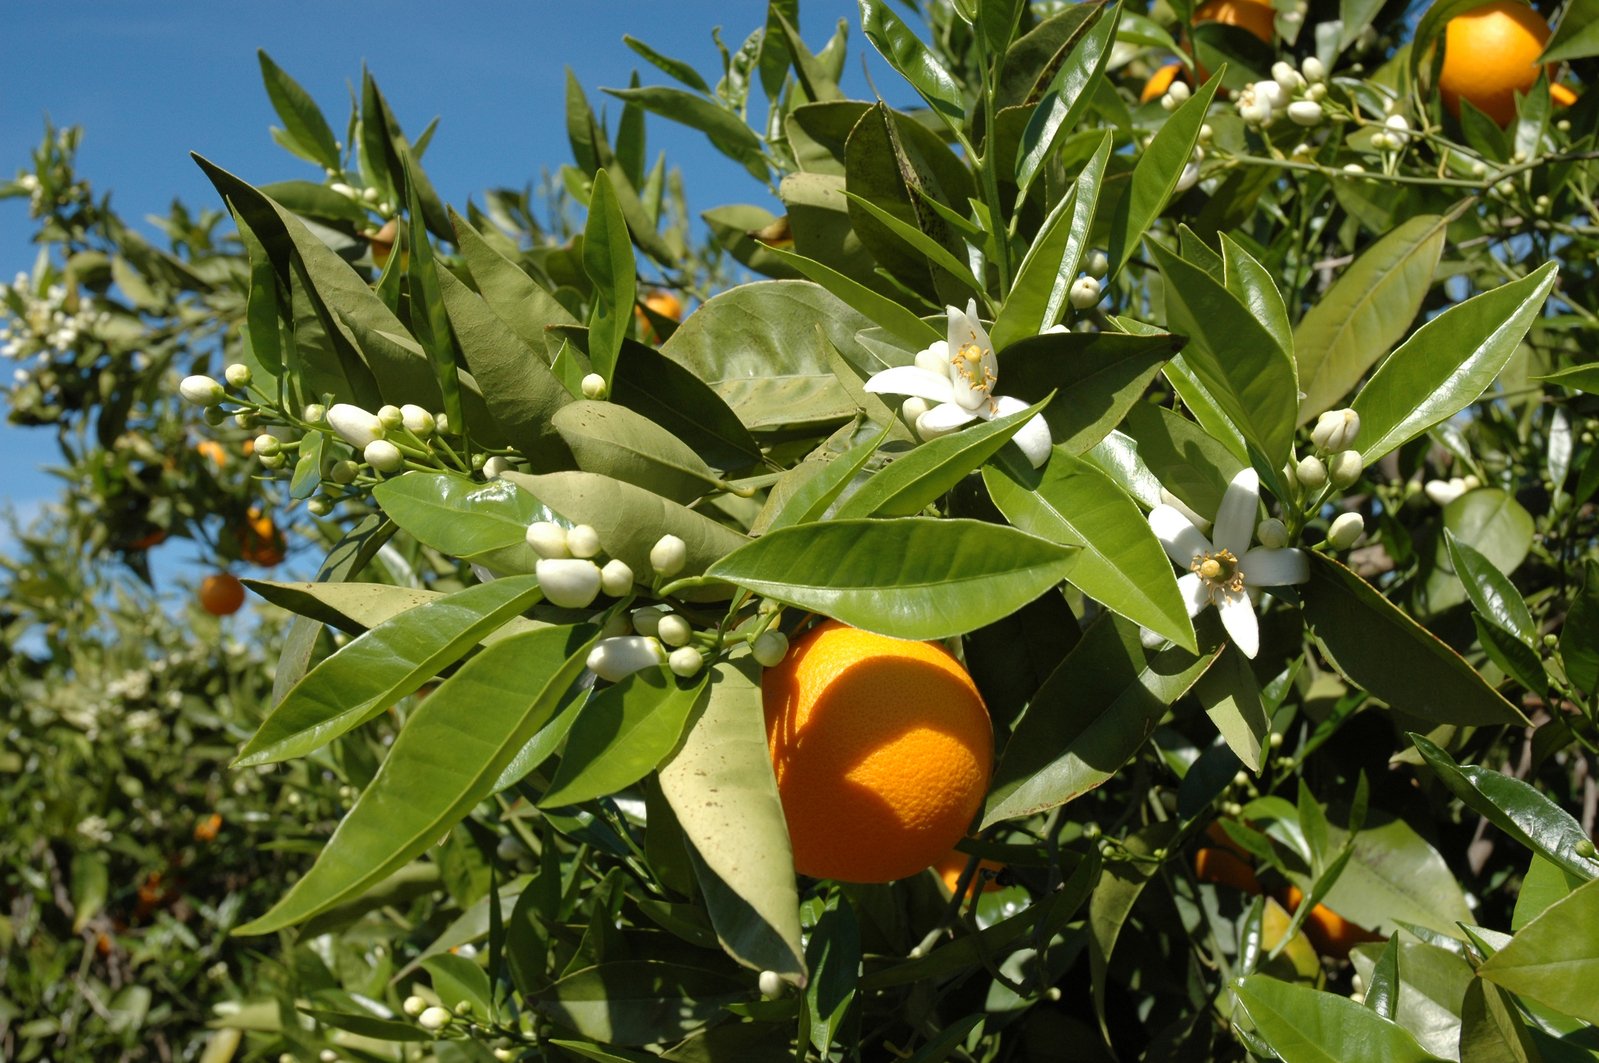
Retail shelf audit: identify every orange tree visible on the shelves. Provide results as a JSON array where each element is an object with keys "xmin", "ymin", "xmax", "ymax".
[{"xmin": 11, "ymin": 0, "xmax": 1599, "ymax": 1057}]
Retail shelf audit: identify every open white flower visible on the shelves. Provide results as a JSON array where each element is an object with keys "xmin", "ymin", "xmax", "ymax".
[
  {"xmin": 863, "ymin": 300, "xmax": 1053, "ymax": 468},
  {"xmin": 1148, "ymin": 469, "xmax": 1308, "ymax": 659}
]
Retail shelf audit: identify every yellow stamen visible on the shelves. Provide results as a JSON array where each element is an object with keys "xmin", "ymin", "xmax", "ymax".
[{"xmin": 1191, "ymin": 548, "xmax": 1246, "ymax": 596}]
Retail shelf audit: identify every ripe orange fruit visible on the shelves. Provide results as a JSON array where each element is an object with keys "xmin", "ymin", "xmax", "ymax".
[
  {"xmin": 1281, "ymin": 884, "xmax": 1381, "ymax": 958},
  {"xmin": 1141, "ymin": 61, "xmax": 1187, "ymax": 104},
  {"xmin": 194, "ymin": 813, "xmax": 223, "ymax": 843},
  {"xmin": 1194, "ymin": 846, "xmax": 1262, "ymax": 893},
  {"xmin": 636, "ymin": 289, "xmax": 684, "ymax": 341},
  {"xmin": 761, "ymin": 620, "xmax": 994, "ymax": 883},
  {"xmin": 1193, "ymin": 0, "xmax": 1276, "ymax": 45},
  {"xmin": 934, "ymin": 847, "xmax": 1005, "ymax": 898},
  {"xmin": 236, "ymin": 505, "xmax": 285, "ymax": 566},
  {"xmin": 1552, "ymin": 82, "xmax": 1579, "ymax": 108},
  {"xmin": 196, "ymin": 439, "xmax": 227, "ymax": 468},
  {"xmin": 199, "ymin": 573, "xmax": 246, "ymax": 616},
  {"xmin": 1438, "ymin": 0, "xmax": 1550, "ymax": 126}
]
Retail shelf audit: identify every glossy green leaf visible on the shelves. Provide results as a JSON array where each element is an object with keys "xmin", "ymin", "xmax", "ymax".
[
  {"xmin": 69, "ymin": 852, "xmax": 108, "ymax": 934},
  {"xmin": 762, "ymin": 423, "xmax": 894, "ymax": 532},
  {"xmin": 1353, "ymin": 264, "xmax": 1558, "ymax": 465},
  {"xmin": 623, "ymin": 35, "xmax": 712, "ymax": 94},
  {"xmin": 553, "ymin": 401, "xmax": 724, "ymax": 505},
  {"xmin": 1302, "ymin": 554, "xmax": 1526, "ymax": 726},
  {"xmin": 1444, "ymin": 529, "xmax": 1537, "ymax": 645},
  {"xmin": 1192, "ymin": 644, "xmax": 1269, "ymax": 772},
  {"xmin": 803, "ymin": 891, "xmax": 860, "ymax": 1051},
  {"xmin": 247, "ymin": 580, "xmax": 444, "ymax": 636},
  {"xmin": 1348, "ymin": 937, "xmax": 1473, "ymax": 1059},
  {"xmin": 1422, "ymin": 487, "xmax": 1535, "ymax": 615},
  {"xmin": 760, "ymin": 244, "xmax": 940, "ymax": 351},
  {"xmin": 1535, "ymin": 362, "xmax": 1599, "ymax": 394},
  {"xmin": 983, "ymin": 447, "xmax": 1195, "ymax": 650},
  {"xmin": 1541, "ymin": 0, "xmax": 1599, "ymax": 62},
  {"xmin": 373, "ymin": 471, "xmax": 541, "ymax": 574},
  {"xmin": 839, "ymin": 188, "xmax": 983, "ymax": 297},
  {"xmin": 1410, "ymin": 733, "xmax": 1599, "ymax": 881},
  {"xmin": 706, "ymin": 517, "xmax": 1076, "ymax": 640},
  {"xmin": 1311, "ymin": 811, "xmax": 1476, "ymax": 938},
  {"xmin": 422, "ymin": 953, "xmax": 495, "ymax": 1017},
  {"xmin": 533, "ymin": 962, "xmax": 748, "ymax": 1046},
  {"xmin": 1015, "ymin": 4, "xmax": 1119, "ymax": 196},
  {"xmin": 1458, "ymin": 978, "xmax": 1541, "ymax": 1062},
  {"xmin": 1236, "ymin": 975, "xmax": 1449, "ymax": 1062},
  {"xmin": 1294, "ymin": 214, "xmax": 1448, "ymax": 424},
  {"xmin": 451, "ymin": 207, "xmax": 577, "ymax": 357},
  {"xmin": 659, "ymin": 654, "xmax": 805, "ymax": 980},
  {"xmin": 859, "ymin": 0, "xmax": 965, "ymax": 121},
  {"xmin": 541, "ymin": 668, "xmax": 711, "ymax": 808},
  {"xmin": 235, "ymin": 575, "xmax": 547, "ymax": 767},
  {"xmin": 257, "ymin": 51, "xmax": 340, "ymax": 171},
  {"xmin": 236, "ymin": 624, "xmax": 596, "ymax": 934},
  {"xmin": 835, "ymin": 396, "xmax": 1051, "ymax": 518},
  {"xmin": 1561, "ymin": 558, "xmax": 1599, "ymax": 696},
  {"xmin": 289, "ymin": 429, "xmax": 323, "ymax": 501},
  {"xmin": 1120, "ymin": 401, "xmax": 1245, "ymax": 516},
  {"xmin": 1480, "ymin": 877, "xmax": 1599, "ymax": 1024},
  {"xmin": 603, "ymin": 86, "xmax": 768, "ymax": 184},
  {"xmin": 1220, "ymin": 234, "xmax": 1293, "ymax": 361},
  {"xmin": 1151, "ymin": 239, "xmax": 1297, "ymax": 463},
  {"xmin": 1513, "ymin": 854, "xmax": 1584, "ymax": 930},
  {"xmin": 985, "ymin": 616, "xmax": 1216, "ymax": 824},
  {"xmin": 997, "ymin": 330, "xmax": 1180, "ymax": 454},
  {"xmin": 583, "ymin": 170, "xmax": 636, "ymax": 386},
  {"xmin": 1089, "ymin": 822, "xmax": 1176, "ymax": 1038}
]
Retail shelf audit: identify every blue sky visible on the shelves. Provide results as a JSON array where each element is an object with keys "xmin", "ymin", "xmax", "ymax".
[{"xmin": 0, "ymin": 0, "xmax": 887, "ymax": 571}]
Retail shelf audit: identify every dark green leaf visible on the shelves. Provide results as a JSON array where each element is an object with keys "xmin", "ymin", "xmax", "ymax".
[
  {"xmin": 583, "ymin": 170, "xmax": 637, "ymax": 385},
  {"xmin": 258, "ymin": 51, "xmax": 341, "ymax": 171}
]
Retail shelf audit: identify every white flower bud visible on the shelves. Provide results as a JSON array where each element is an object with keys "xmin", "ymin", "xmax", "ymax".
[
  {"xmin": 1256, "ymin": 518, "xmax": 1289, "ymax": 549},
  {"xmin": 234, "ymin": 410, "xmax": 260, "ymax": 431},
  {"xmin": 1306, "ymin": 82, "xmax": 1327, "ymax": 101},
  {"xmin": 1069, "ymin": 275, "xmax": 1102, "ymax": 310},
  {"xmin": 526, "ymin": 521, "xmax": 570, "ymax": 559},
  {"xmin": 224, "ymin": 363, "xmax": 252, "ymax": 387},
  {"xmin": 1287, "ymin": 100, "xmax": 1324, "ymax": 127},
  {"xmin": 1424, "ymin": 477, "xmax": 1469, "ymax": 507},
  {"xmin": 650, "ymin": 534, "xmax": 687, "ymax": 578},
  {"xmin": 1272, "ymin": 62, "xmax": 1305, "ymax": 91},
  {"xmin": 1344, "ymin": 163, "xmax": 1367, "ymax": 175},
  {"xmin": 253, "ymin": 433, "xmax": 281, "ymax": 457},
  {"xmin": 759, "ymin": 970, "xmax": 784, "ymax": 998},
  {"xmin": 377, "ymin": 404, "xmax": 405, "ymax": 430},
  {"xmin": 600, "ymin": 558, "xmax": 635, "ymax": 596},
  {"xmin": 1327, "ymin": 511, "xmax": 1365, "ymax": 550},
  {"xmin": 1174, "ymin": 162, "xmax": 1202, "ymax": 193},
  {"xmin": 631, "ymin": 606, "xmax": 668, "ymax": 638},
  {"xmin": 657, "ymin": 613, "xmax": 693, "ymax": 647},
  {"xmin": 303, "ymin": 403, "xmax": 326, "ymax": 424},
  {"xmin": 1257, "ymin": 80, "xmax": 1287, "ymax": 111},
  {"xmin": 259, "ymin": 451, "xmax": 287, "ymax": 469},
  {"xmin": 1384, "ymin": 114, "xmax": 1411, "ymax": 146},
  {"xmin": 435, "ymin": 413, "xmax": 450, "ymax": 434},
  {"xmin": 581, "ymin": 373, "xmax": 607, "ymax": 400},
  {"xmin": 326, "ymin": 403, "xmax": 384, "ymax": 448},
  {"xmin": 1296, "ymin": 454, "xmax": 1328, "ymax": 489},
  {"xmin": 536, "ymin": 558, "xmax": 602, "ymax": 609},
  {"xmin": 1086, "ymin": 250, "xmax": 1109, "ymax": 278},
  {"xmin": 402, "ymin": 995, "xmax": 427, "ymax": 1016},
  {"xmin": 364, "ymin": 439, "xmax": 404, "ymax": 473},
  {"xmin": 1329, "ymin": 449, "xmax": 1363, "ymax": 489},
  {"xmin": 1301, "ymin": 56, "xmax": 1325, "ymax": 82},
  {"xmin": 752, "ymin": 630, "xmax": 789, "ymax": 667},
  {"xmin": 586, "ymin": 635, "xmax": 666, "ymax": 681},
  {"xmin": 179, "ymin": 375, "xmax": 225, "ymax": 407},
  {"xmin": 566, "ymin": 524, "xmax": 602, "ymax": 559},
  {"xmin": 1462, "ymin": 474, "xmax": 1481, "ymax": 491},
  {"xmin": 307, "ymin": 497, "xmax": 333, "ymax": 516},
  {"xmin": 329, "ymin": 182, "xmax": 359, "ymax": 200},
  {"xmin": 668, "ymin": 646, "xmax": 703, "ymax": 677},
  {"xmin": 330, "ymin": 459, "xmax": 359, "ymax": 484},
  {"xmin": 483, "ymin": 456, "xmax": 512, "ymax": 479},
  {"xmin": 417, "ymin": 1005, "xmax": 451, "ymax": 1031},
  {"xmin": 320, "ymin": 1050, "xmax": 338, "ymax": 1062},
  {"xmin": 1311, "ymin": 408, "xmax": 1360, "ymax": 451},
  {"xmin": 401, "ymin": 403, "xmax": 434, "ymax": 436},
  {"xmin": 1166, "ymin": 80, "xmax": 1191, "ymax": 106},
  {"xmin": 914, "ymin": 341, "xmax": 949, "ymax": 376}
]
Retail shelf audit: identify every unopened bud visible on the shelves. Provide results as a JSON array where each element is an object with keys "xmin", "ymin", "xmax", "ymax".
[
  {"xmin": 586, "ymin": 635, "xmax": 666, "ymax": 681},
  {"xmin": 1271, "ymin": 62, "xmax": 1304, "ymax": 91},
  {"xmin": 1295, "ymin": 454, "xmax": 1328, "ymax": 490},
  {"xmin": 600, "ymin": 558, "xmax": 635, "ymax": 596},
  {"xmin": 253, "ymin": 433, "xmax": 281, "ymax": 457},
  {"xmin": 330, "ymin": 459, "xmax": 359, "ymax": 485},
  {"xmin": 224, "ymin": 363, "xmax": 252, "ymax": 387},
  {"xmin": 752, "ymin": 629, "xmax": 790, "ymax": 667},
  {"xmin": 307, "ymin": 497, "xmax": 333, "ymax": 516},
  {"xmin": 482, "ymin": 456, "xmax": 511, "ymax": 479},
  {"xmin": 364, "ymin": 439, "xmax": 404, "ymax": 473},
  {"xmin": 1287, "ymin": 100, "xmax": 1324, "ymax": 127},
  {"xmin": 326, "ymin": 403, "xmax": 384, "ymax": 448},
  {"xmin": 1329, "ymin": 449, "xmax": 1363, "ymax": 489},
  {"xmin": 657, "ymin": 613, "xmax": 693, "ymax": 647},
  {"xmin": 179, "ymin": 375, "xmax": 225, "ymax": 407},
  {"xmin": 402, "ymin": 996, "xmax": 427, "ymax": 1017},
  {"xmin": 758, "ymin": 970, "xmax": 784, "ymax": 998},
  {"xmin": 303, "ymin": 403, "xmax": 326, "ymax": 424},
  {"xmin": 377, "ymin": 404, "xmax": 405, "ymax": 431},
  {"xmin": 1086, "ymin": 250, "xmax": 1110, "ymax": 278},
  {"xmin": 668, "ymin": 646, "xmax": 703, "ymax": 677},
  {"xmin": 1301, "ymin": 56, "xmax": 1325, "ymax": 82},
  {"xmin": 536, "ymin": 558, "xmax": 602, "ymax": 609},
  {"xmin": 1425, "ymin": 477, "xmax": 1469, "ymax": 507},
  {"xmin": 580, "ymin": 373, "xmax": 607, "ymax": 400},
  {"xmin": 1311, "ymin": 408, "xmax": 1360, "ymax": 451},
  {"xmin": 1256, "ymin": 518, "xmax": 1288, "ymax": 549},
  {"xmin": 259, "ymin": 450, "xmax": 287, "ymax": 469},
  {"xmin": 1069, "ymin": 275, "xmax": 1102, "ymax": 310},
  {"xmin": 631, "ymin": 605, "xmax": 668, "ymax": 637},
  {"xmin": 526, "ymin": 521, "xmax": 570, "ymax": 559},
  {"xmin": 417, "ymin": 1006, "xmax": 451, "ymax": 1031},
  {"xmin": 601, "ymin": 611, "xmax": 631, "ymax": 637},
  {"xmin": 233, "ymin": 411, "xmax": 260, "ymax": 431},
  {"xmin": 1327, "ymin": 511, "xmax": 1365, "ymax": 550},
  {"xmin": 400, "ymin": 403, "xmax": 434, "ymax": 436},
  {"xmin": 566, "ymin": 524, "xmax": 602, "ymax": 559},
  {"xmin": 650, "ymin": 534, "xmax": 687, "ymax": 578}
]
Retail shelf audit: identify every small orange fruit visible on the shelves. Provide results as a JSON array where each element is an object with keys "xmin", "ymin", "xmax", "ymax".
[
  {"xmin": 196, "ymin": 439, "xmax": 227, "ymax": 469},
  {"xmin": 1281, "ymin": 885, "xmax": 1381, "ymax": 958},
  {"xmin": 934, "ymin": 847, "xmax": 1006, "ymax": 897},
  {"xmin": 762, "ymin": 620, "xmax": 994, "ymax": 883},
  {"xmin": 1194, "ymin": 847, "xmax": 1262, "ymax": 893},
  {"xmin": 1141, "ymin": 62, "xmax": 1187, "ymax": 104},
  {"xmin": 1437, "ymin": 0, "xmax": 1550, "ymax": 126},
  {"xmin": 127, "ymin": 526, "xmax": 169, "ymax": 551},
  {"xmin": 199, "ymin": 573, "xmax": 246, "ymax": 616},
  {"xmin": 369, "ymin": 218, "xmax": 401, "ymax": 270},
  {"xmin": 236, "ymin": 505, "xmax": 285, "ymax": 567},
  {"xmin": 1552, "ymin": 82, "xmax": 1579, "ymax": 108},
  {"xmin": 635, "ymin": 289, "xmax": 684, "ymax": 340},
  {"xmin": 1193, "ymin": 0, "xmax": 1276, "ymax": 45},
  {"xmin": 194, "ymin": 813, "xmax": 223, "ymax": 843}
]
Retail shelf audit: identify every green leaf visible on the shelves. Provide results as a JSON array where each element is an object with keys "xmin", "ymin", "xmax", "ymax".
[
  {"xmin": 759, "ymin": 243, "xmax": 939, "ymax": 351},
  {"xmin": 1513, "ymin": 854, "xmax": 1584, "ymax": 930},
  {"xmin": 1347, "ymin": 937, "xmax": 1472, "ymax": 1059},
  {"xmin": 1458, "ymin": 978, "xmax": 1542, "ymax": 1063},
  {"xmin": 1443, "ymin": 529, "xmax": 1537, "ymax": 645},
  {"xmin": 1220, "ymin": 234, "xmax": 1292, "ymax": 360},
  {"xmin": 373, "ymin": 471, "xmax": 540, "ymax": 574},
  {"xmin": 1541, "ymin": 0, "xmax": 1599, "ymax": 62},
  {"xmin": 622, "ymin": 35, "xmax": 713, "ymax": 94},
  {"xmin": 1192, "ymin": 644, "xmax": 1269, "ymax": 772},
  {"xmin": 289, "ymin": 429, "xmax": 324, "ymax": 501},
  {"xmin": 1422, "ymin": 487, "xmax": 1535, "ymax": 615},
  {"xmin": 1314, "ymin": 811, "xmax": 1474, "ymax": 938},
  {"xmin": 257, "ymin": 51, "xmax": 340, "ymax": 171},
  {"xmin": 1106, "ymin": 69, "xmax": 1222, "ymax": 279},
  {"xmin": 450, "ymin": 207, "xmax": 578, "ymax": 356},
  {"xmin": 859, "ymin": 0, "xmax": 965, "ymax": 121},
  {"xmin": 1120, "ymin": 401, "xmax": 1245, "ymax": 517},
  {"xmin": 1236, "ymin": 975, "xmax": 1449, "ymax": 1062},
  {"xmin": 300, "ymin": 1008, "xmax": 430, "ymax": 1042},
  {"xmin": 604, "ymin": 335, "xmax": 762, "ymax": 471},
  {"xmin": 761, "ymin": 423, "xmax": 894, "ymax": 532},
  {"xmin": 834, "ymin": 396, "xmax": 1052, "ymax": 518},
  {"xmin": 1089, "ymin": 822, "xmax": 1176, "ymax": 1038},
  {"xmin": 602, "ymin": 86, "xmax": 768, "ymax": 184},
  {"xmin": 401, "ymin": 162, "xmax": 464, "ymax": 438},
  {"xmin": 235, "ymin": 575, "xmax": 548, "ymax": 767},
  {"xmin": 1294, "ymin": 214, "xmax": 1448, "ymax": 425},
  {"xmin": 422, "ymin": 953, "xmax": 495, "ymax": 1017},
  {"xmin": 705, "ymin": 517, "xmax": 1076, "ymax": 640},
  {"xmin": 532, "ymin": 962, "xmax": 747, "ymax": 1046},
  {"xmin": 1561, "ymin": 558, "xmax": 1599, "ymax": 696},
  {"xmin": 659, "ymin": 654, "xmax": 805, "ymax": 980},
  {"xmin": 553, "ymin": 401, "xmax": 725, "ymax": 505},
  {"xmin": 236, "ymin": 624, "xmax": 597, "ymax": 934},
  {"xmin": 997, "ymin": 330, "xmax": 1180, "ymax": 454},
  {"xmin": 1150, "ymin": 239, "xmax": 1297, "ymax": 463},
  {"xmin": 839, "ymin": 188, "xmax": 984, "ymax": 296},
  {"xmin": 1410, "ymin": 733, "xmax": 1599, "ymax": 882},
  {"xmin": 583, "ymin": 170, "xmax": 637, "ymax": 386},
  {"xmin": 1480, "ymin": 877, "xmax": 1599, "ymax": 1024},
  {"xmin": 1352, "ymin": 264, "xmax": 1558, "ymax": 465},
  {"xmin": 984, "ymin": 615, "xmax": 1217, "ymax": 825},
  {"xmin": 1015, "ymin": 4, "xmax": 1120, "ymax": 196},
  {"xmin": 244, "ymin": 580, "xmax": 448, "ymax": 636},
  {"xmin": 803, "ymin": 891, "xmax": 860, "ymax": 1052},
  {"xmin": 1302, "ymin": 553, "xmax": 1526, "ymax": 727},
  {"xmin": 541, "ymin": 669, "xmax": 711, "ymax": 808},
  {"xmin": 982, "ymin": 447, "xmax": 1195, "ymax": 650},
  {"xmin": 69, "ymin": 852, "xmax": 108, "ymax": 934},
  {"xmin": 1534, "ymin": 362, "xmax": 1599, "ymax": 394}
]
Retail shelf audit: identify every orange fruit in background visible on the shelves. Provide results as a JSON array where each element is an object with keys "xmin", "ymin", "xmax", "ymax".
[
  {"xmin": 1438, "ymin": 0, "xmax": 1550, "ymax": 126},
  {"xmin": 934, "ymin": 847, "xmax": 1005, "ymax": 897},
  {"xmin": 1141, "ymin": 61, "xmax": 1187, "ymax": 104},
  {"xmin": 1552, "ymin": 82, "xmax": 1579, "ymax": 107},
  {"xmin": 194, "ymin": 813, "xmax": 223, "ymax": 843},
  {"xmin": 369, "ymin": 218, "xmax": 401, "ymax": 270},
  {"xmin": 1193, "ymin": 0, "xmax": 1276, "ymax": 45},
  {"xmin": 761, "ymin": 620, "xmax": 994, "ymax": 884},
  {"xmin": 236, "ymin": 505, "xmax": 285, "ymax": 566},
  {"xmin": 196, "ymin": 439, "xmax": 227, "ymax": 468},
  {"xmin": 1281, "ymin": 885, "xmax": 1381, "ymax": 958},
  {"xmin": 199, "ymin": 573, "xmax": 246, "ymax": 616},
  {"xmin": 1194, "ymin": 846, "xmax": 1262, "ymax": 893},
  {"xmin": 635, "ymin": 289, "xmax": 684, "ymax": 340}
]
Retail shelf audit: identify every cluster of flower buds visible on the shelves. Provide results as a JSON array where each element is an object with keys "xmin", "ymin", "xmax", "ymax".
[
  {"xmin": 1293, "ymin": 408, "xmax": 1364, "ymax": 494},
  {"xmin": 1238, "ymin": 58, "xmax": 1328, "ymax": 129},
  {"xmin": 328, "ymin": 180, "xmax": 393, "ymax": 217},
  {"xmin": 1370, "ymin": 113, "xmax": 1412, "ymax": 153},
  {"xmin": 0, "ymin": 273, "xmax": 109, "ymax": 361}
]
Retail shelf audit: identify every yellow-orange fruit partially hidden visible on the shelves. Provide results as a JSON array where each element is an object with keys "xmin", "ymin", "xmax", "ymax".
[
  {"xmin": 1142, "ymin": 62, "xmax": 1187, "ymax": 104},
  {"xmin": 1194, "ymin": 846, "xmax": 1263, "ymax": 894},
  {"xmin": 1552, "ymin": 82, "xmax": 1579, "ymax": 108},
  {"xmin": 934, "ymin": 847, "xmax": 1005, "ymax": 897},
  {"xmin": 1281, "ymin": 884, "xmax": 1382, "ymax": 958},
  {"xmin": 236, "ymin": 505, "xmax": 285, "ymax": 567},
  {"xmin": 1438, "ymin": 0, "xmax": 1550, "ymax": 126},
  {"xmin": 762, "ymin": 621, "xmax": 993, "ymax": 884},
  {"xmin": 1194, "ymin": 0, "xmax": 1276, "ymax": 45}
]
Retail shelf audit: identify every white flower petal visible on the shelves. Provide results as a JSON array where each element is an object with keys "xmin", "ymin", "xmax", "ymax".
[
  {"xmin": 1240, "ymin": 547, "xmax": 1309, "ymax": 587},
  {"xmin": 946, "ymin": 300, "xmax": 997, "ymax": 412},
  {"xmin": 1214, "ymin": 468, "xmax": 1261, "ymax": 557},
  {"xmin": 1159, "ymin": 489, "xmax": 1212, "ymax": 535},
  {"xmin": 990, "ymin": 395, "xmax": 1054, "ymax": 468},
  {"xmin": 1177, "ymin": 573, "xmax": 1211, "ymax": 617},
  {"xmin": 1215, "ymin": 588, "xmax": 1260, "ymax": 658},
  {"xmin": 864, "ymin": 365, "xmax": 956, "ymax": 404},
  {"xmin": 914, "ymin": 340, "xmax": 950, "ymax": 376},
  {"xmin": 916, "ymin": 402, "xmax": 977, "ymax": 437},
  {"xmin": 1150, "ymin": 505, "xmax": 1213, "ymax": 569}
]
